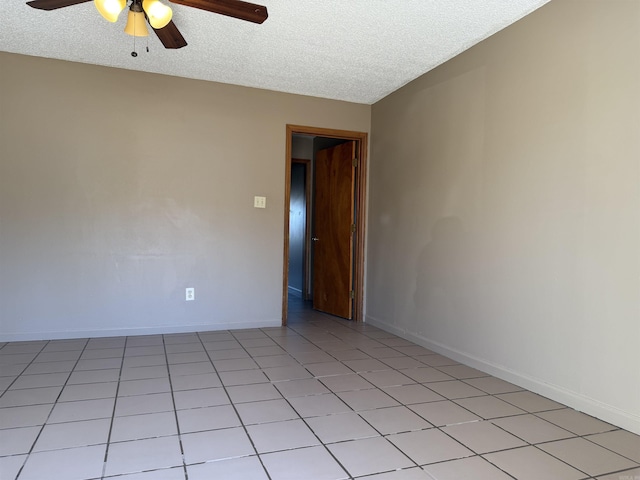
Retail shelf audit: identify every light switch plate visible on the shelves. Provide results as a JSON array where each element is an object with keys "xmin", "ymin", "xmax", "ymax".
[{"xmin": 254, "ymin": 196, "xmax": 267, "ymax": 208}]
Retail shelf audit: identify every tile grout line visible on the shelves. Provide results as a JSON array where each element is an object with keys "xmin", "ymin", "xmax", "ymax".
[{"xmin": 99, "ymin": 336, "xmax": 128, "ymax": 480}]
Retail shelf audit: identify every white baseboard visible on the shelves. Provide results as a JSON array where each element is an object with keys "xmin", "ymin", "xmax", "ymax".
[
  {"xmin": 0, "ymin": 319, "xmax": 283, "ymax": 342},
  {"xmin": 365, "ymin": 314, "xmax": 640, "ymax": 436}
]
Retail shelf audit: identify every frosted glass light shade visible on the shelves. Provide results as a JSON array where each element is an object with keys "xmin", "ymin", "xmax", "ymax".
[
  {"xmin": 142, "ymin": 0, "xmax": 173, "ymax": 29},
  {"xmin": 95, "ymin": 0, "xmax": 125, "ymax": 22},
  {"xmin": 124, "ymin": 10, "xmax": 149, "ymax": 36}
]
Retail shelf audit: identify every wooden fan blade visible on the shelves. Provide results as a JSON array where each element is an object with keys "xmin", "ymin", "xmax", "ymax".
[
  {"xmin": 169, "ymin": 0, "xmax": 268, "ymax": 24},
  {"xmin": 153, "ymin": 20, "xmax": 188, "ymax": 49},
  {"xmin": 27, "ymin": 0, "xmax": 91, "ymax": 10}
]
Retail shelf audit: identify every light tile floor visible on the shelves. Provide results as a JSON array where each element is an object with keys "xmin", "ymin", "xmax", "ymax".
[{"xmin": 1, "ymin": 298, "xmax": 639, "ymax": 480}]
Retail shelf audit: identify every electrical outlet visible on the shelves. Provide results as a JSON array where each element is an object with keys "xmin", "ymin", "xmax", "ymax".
[
  {"xmin": 254, "ymin": 196, "xmax": 266, "ymax": 208},
  {"xmin": 185, "ymin": 288, "xmax": 195, "ymax": 301}
]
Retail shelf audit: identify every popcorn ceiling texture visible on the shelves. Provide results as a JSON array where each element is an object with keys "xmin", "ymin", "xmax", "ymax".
[{"xmin": 1, "ymin": 0, "xmax": 550, "ymax": 104}]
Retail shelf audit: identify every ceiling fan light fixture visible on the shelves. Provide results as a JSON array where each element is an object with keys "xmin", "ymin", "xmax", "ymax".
[
  {"xmin": 142, "ymin": 0, "xmax": 172, "ymax": 29},
  {"xmin": 124, "ymin": 3, "xmax": 149, "ymax": 37},
  {"xmin": 94, "ymin": 0, "xmax": 125, "ymax": 22}
]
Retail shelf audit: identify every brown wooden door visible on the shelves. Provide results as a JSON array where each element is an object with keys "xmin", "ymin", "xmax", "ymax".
[{"xmin": 312, "ymin": 141, "xmax": 356, "ymax": 319}]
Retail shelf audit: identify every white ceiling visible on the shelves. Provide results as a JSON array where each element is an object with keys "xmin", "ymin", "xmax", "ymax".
[{"xmin": 1, "ymin": 0, "xmax": 550, "ymax": 104}]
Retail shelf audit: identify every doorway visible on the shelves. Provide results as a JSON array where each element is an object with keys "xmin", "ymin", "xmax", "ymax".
[{"xmin": 282, "ymin": 125, "xmax": 368, "ymax": 325}]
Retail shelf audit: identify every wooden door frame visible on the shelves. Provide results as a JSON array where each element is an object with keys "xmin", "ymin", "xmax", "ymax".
[{"xmin": 282, "ymin": 124, "xmax": 368, "ymax": 325}]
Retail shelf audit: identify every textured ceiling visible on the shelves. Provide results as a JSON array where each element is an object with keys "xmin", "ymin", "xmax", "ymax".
[{"xmin": 1, "ymin": 0, "xmax": 550, "ymax": 104}]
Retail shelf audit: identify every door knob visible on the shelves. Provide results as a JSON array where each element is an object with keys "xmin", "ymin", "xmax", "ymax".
[{"xmin": 312, "ymin": 237, "xmax": 319, "ymax": 241}]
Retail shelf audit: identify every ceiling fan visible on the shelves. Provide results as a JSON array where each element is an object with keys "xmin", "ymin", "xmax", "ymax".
[{"xmin": 26, "ymin": 0, "xmax": 269, "ymax": 50}]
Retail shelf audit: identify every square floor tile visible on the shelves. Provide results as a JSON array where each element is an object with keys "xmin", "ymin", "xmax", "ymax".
[
  {"xmin": 400, "ymin": 367, "xmax": 453, "ymax": 383},
  {"xmin": 274, "ymin": 378, "xmax": 331, "ymax": 398},
  {"xmin": 382, "ymin": 384, "xmax": 444, "ymax": 405},
  {"xmin": 170, "ymin": 373, "xmax": 221, "ymax": 391},
  {"xmin": 81, "ymin": 348, "xmax": 124, "ymax": 359},
  {"xmin": 342, "ymin": 359, "xmax": 390, "ymax": 373},
  {"xmin": 104, "ymin": 436, "xmax": 183, "ymax": 476},
  {"xmin": 115, "ymin": 392, "xmax": 174, "ymax": 416},
  {"xmin": 337, "ymin": 389, "xmax": 400, "ymax": 411},
  {"xmin": 463, "ymin": 376, "xmax": 523, "ymax": 394},
  {"xmin": 442, "ymin": 420, "xmax": 527, "ymax": 454},
  {"xmin": 329, "ymin": 349, "xmax": 371, "ymax": 361},
  {"xmin": 213, "ymin": 358, "xmax": 259, "ymax": 372},
  {"xmin": 48, "ymin": 398, "xmax": 114, "ymax": 423},
  {"xmin": 288, "ymin": 393, "xmax": 351, "ymax": 417},
  {"xmin": 226, "ymin": 383, "xmax": 283, "ymax": 403},
  {"xmin": 166, "ymin": 352, "xmax": 209, "ymax": 364},
  {"xmin": 306, "ymin": 412, "xmax": 379, "ymax": 443},
  {"xmin": 122, "ymin": 355, "xmax": 168, "ymax": 368},
  {"xmin": 118, "ymin": 378, "xmax": 171, "ymax": 397},
  {"xmin": 254, "ymin": 354, "xmax": 298, "ymax": 368},
  {"xmin": 587, "ymin": 430, "xmax": 640, "ymax": 463},
  {"xmin": 484, "ymin": 446, "xmax": 586, "ymax": 480},
  {"xmin": 422, "ymin": 455, "xmax": 513, "ymax": 480},
  {"xmin": 379, "ymin": 357, "xmax": 425, "ymax": 370},
  {"xmin": 236, "ymin": 398, "xmax": 299, "ymax": 425},
  {"xmin": 0, "ymin": 425, "xmax": 41, "ymax": 455},
  {"xmin": 0, "ymin": 386, "xmax": 62, "ymax": 407},
  {"xmin": 187, "ymin": 455, "xmax": 268, "ymax": 480},
  {"xmin": 247, "ymin": 419, "xmax": 319, "ymax": 453},
  {"xmin": 360, "ymin": 406, "xmax": 432, "ymax": 434},
  {"xmin": 538, "ymin": 437, "xmax": 638, "ymax": 476},
  {"xmin": 408, "ymin": 400, "xmax": 480, "ymax": 427},
  {"xmin": 19, "ymin": 444, "xmax": 106, "ymax": 480},
  {"xmin": 596, "ymin": 467, "xmax": 640, "ymax": 480},
  {"xmin": 34, "ymin": 418, "xmax": 110, "ymax": 451},
  {"xmin": 34, "ymin": 351, "xmax": 81, "ymax": 363},
  {"xmin": 0, "ymin": 404, "xmax": 53, "ymax": 428},
  {"xmin": 491, "ymin": 414, "xmax": 576, "ymax": 444},
  {"xmin": 262, "ymin": 365, "xmax": 312, "ymax": 382},
  {"xmin": 111, "ymin": 411, "xmax": 178, "ymax": 442},
  {"xmin": 538, "ymin": 409, "xmax": 618, "ymax": 435},
  {"xmin": 177, "ymin": 404, "xmax": 241, "ymax": 433},
  {"xmin": 361, "ymin": 370, "xmax": 416, "ymax": 388},
  {"xmin": 173, "ymin": 387, "xmax": 229, "ymax": 410},
  {"xmin": 496, "ymin": 391, "xmax": 565, "ymax": 412},
  {"xmin": 305, "ymin": 362, "xmax": 353, "ymax": 377},
  {"xmin": 319, "ymin": 374, "xmax": 374, "ymax": 393},
  {"xmin": 454, "ymin": 395, "xmax": 526, "ymax": 419},
  {"xmin": 388, "ymin": 429, "xmax": 473, "ymax": 465},
  {"xmin": 358, "ymin": 467, "xmax": 435, "ymax": 479},
  {"xmin": 10, "ymin": 372, "xmax": 69, "ymax": 389},
  {"xmin": 181, "ymin": 426, "xmax": 255, "ymax": 464},
  {"xmin": 423, "ymin": 381, "xmax": 486, "ymax": 400},
  {"xmin": 22, "ymin": 361, "xmax": 76, "ymax": 375},
  {"xmin": 59, "ymin": 382, "xmax": 117, "ymax": 402},
  {"xmin": 0, "ymin": 454, "xmax": 27, "ymax": 479},
  {"xmin": 246, "ymin": 346, "xmax": 287, "ymax": 357},
  {"xmin": 261, "ymin": 445, "xmax": 347, "ymax": 480},
  {"xmin": 125, "ymin": 346, "xmax": 165, "ymax": 357},
  {"xmin": 327, "ymin": 436, "xmax": 413, "ymax": 477},
  {"xmin": 169, "ymin": 362, "xmax": 215, "ymax": 376},
  {"xmin": 120, "ymin": 365, "xmax": 168, "ymax": 381},
  {"xmin": 67, "ymin": 369, "xmax": 120, "ymax": 384},
  {"xmin": 219, "ymin": 369, "xmax": 269, "ymax": 386}
]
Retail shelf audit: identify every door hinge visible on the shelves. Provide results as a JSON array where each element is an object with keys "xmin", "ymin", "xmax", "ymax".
[
  {"xmin": 352, "ymin": 157, "xmax": 358, "ymax": 167},
  {"xmin": 350, "ymin": 290, "xmax": 355, "ymax": 299},
  {"xmin": 351, "ymin": 223, "xmax": 356, "ymax": 233}
]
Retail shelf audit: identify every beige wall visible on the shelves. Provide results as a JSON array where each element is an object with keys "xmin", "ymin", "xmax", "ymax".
[
  {"xmin": 0, "ymin": 52, "xmax": 370, "ymax": 339},
  {"xmin": 368, "ymin": 0, "xmax": 640, "ymax": 434}
]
